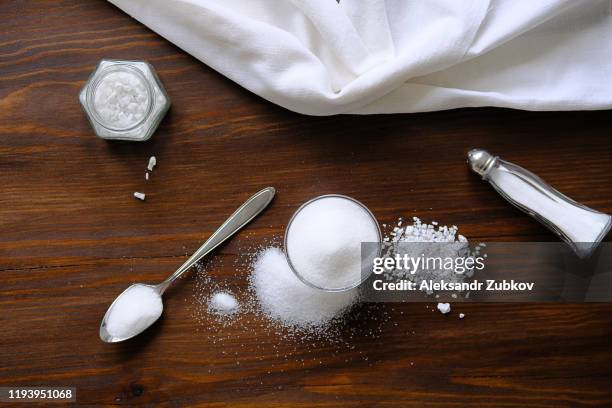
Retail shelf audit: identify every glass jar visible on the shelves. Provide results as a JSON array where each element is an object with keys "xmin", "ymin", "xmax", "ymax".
[{"xmin": 79, "ymin": 59, "xmax": 170, "ymax": 141}]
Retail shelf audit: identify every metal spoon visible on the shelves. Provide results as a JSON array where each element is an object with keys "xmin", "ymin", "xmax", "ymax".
[{"xmin": 99, "ymin": 187, "xmax": 276, "ymax": 343}]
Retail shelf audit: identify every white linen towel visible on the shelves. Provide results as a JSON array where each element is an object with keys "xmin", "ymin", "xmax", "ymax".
[{"xmin": 108, "ymin": 0, "xmax": 612, "ymax": 115}]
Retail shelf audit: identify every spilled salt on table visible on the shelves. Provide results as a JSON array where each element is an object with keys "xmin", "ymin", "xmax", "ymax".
[
  {"xmin": 382, "ymin": 217, "xmax": 482, "ymax": 315},
  {"xmin": 383, "ymin": 217, "xmax": 478, "ymax": 316},
  {"xmin": 251, "ymin": 247, "xmax": 359, "ymax": 329},
  {"xmin": 191, "ymin": 212, "xmax": 473, "ymax": 335},
  {"xmin": 208, "ymin": 291, "xmax": 239, "ymax": 315}
]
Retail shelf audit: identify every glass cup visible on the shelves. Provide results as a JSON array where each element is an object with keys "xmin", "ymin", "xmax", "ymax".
[{"xmin": 284, "ymin": 194, "xmax": 382, "ymax": 292}]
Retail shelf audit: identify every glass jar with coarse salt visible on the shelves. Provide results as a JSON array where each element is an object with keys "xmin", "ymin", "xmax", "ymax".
[{"xmin": 79, "ymin": 59, "xmax": 170, "ymax": 141}]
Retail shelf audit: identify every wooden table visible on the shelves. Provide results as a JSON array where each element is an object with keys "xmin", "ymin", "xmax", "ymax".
[{"xmin": 2, "ymin": 1, "xmax": 612, "ymax": 407}]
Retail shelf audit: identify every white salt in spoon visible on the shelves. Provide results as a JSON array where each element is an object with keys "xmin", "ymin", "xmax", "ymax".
[{"xmin": 99, "ymin": 187, "xmax": 276, "ymax": 343}]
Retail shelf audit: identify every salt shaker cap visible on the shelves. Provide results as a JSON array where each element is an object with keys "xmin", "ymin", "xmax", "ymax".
[{"xmin": 467, "ymin": 149, "xmax": 497, "ymax": 178}]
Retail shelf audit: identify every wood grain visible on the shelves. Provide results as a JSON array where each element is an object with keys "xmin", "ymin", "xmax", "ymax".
[{"xmin": 1, "ymin": 1, "xmax": 612, "ymax": 406}]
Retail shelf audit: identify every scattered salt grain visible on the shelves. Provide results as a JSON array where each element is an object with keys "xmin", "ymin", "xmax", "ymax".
[
  {"xmin": 285, "ymin": 196, "xmax": 379, "ymax": 290},
  {"xmin": 437, "ymin": 303, "xmax": 451, "ymax": 314},
  {"xmin": 105, "ymin": 284, "xmax": 163, "ymax": 339},
  {"xmin": 147, "ymin": 156, "xmax": 156, "ymax": 171},
  {"xmin": 459, "ymin": 313, "xmax": 465, "ymax": 319},
  {"xmin": 145, "ymin": 172, "xmax": 149, "ymax": 180},
  {"xmin": 134, "ymin": 192, "xmax": 146, "ymax": 201},
  {"xmin": 208, "ymin": 291, "xmax": 239, "ymax": 315},
  {"xmin": 251, "ymin": 247, "xmax": 359, "ymax": 329}
]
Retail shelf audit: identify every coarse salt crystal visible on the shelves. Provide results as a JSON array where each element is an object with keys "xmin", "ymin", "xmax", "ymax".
[
  {"xmin": 147, "ymin": 156, "xmax": 156, "ymax": 171},
  {"xmin": 437, "ymin": 302, "xmax": 451, "ymax": 314},
  {"xmin": 385, "ymin": 217, "xmax": 477, "ymax": 298},
  {"xmin": 134, "ymin": 192, "xmax": 145, "ymax": 201}
]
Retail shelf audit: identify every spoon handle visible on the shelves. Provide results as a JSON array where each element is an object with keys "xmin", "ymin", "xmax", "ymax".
[{"xmin": 157, "ymin": 187, "xmax": 276, "ymax": 293}]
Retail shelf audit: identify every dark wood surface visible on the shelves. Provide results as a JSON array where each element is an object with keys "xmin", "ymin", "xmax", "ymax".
[{"xmin": 2, "ymin": 1, "xmax": 612, "ymax": 407}]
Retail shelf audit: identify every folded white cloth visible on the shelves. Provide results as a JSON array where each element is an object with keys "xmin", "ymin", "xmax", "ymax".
[{"xmin": 109, "ymin": 0, "xmax": 612, "ymax": 115}]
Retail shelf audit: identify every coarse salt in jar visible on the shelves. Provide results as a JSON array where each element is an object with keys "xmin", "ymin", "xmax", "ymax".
[{"xmin": 79, "ymin": 59, "xmax": 170, "ymax": 141}]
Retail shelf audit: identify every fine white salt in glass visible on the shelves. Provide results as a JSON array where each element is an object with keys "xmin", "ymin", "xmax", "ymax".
[{"xmin": 284, "ymin": 195, "xmax": 382, "ymax": 291}]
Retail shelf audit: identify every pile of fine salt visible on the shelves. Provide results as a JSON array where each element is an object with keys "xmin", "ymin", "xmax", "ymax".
[
  {"xmin": 105, "ymin": 284, "xmax": 163, "ymax": 339},
  {"xmin": 286, "ymin": 196, "xmax": 379, "ymax": 290},
  {"xmin": 93, "ymin": 70, "xmax": 149, "ymax": 129},
  {"xmin": 208, "ymin": 291, "xmax": 239, "ymax": 315},
  {"xmin": 251, "ymin": 247, "xmax": 359, "ymax": 329}
]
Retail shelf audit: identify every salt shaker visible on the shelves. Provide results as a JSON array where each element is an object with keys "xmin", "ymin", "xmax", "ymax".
[
  {"xmin": 467, "ymin": 149, "xmax": 611, "ymax": 258},
  {"xmin": 79, "ymin": 59, "xmax": 170, "ymax": 141}
]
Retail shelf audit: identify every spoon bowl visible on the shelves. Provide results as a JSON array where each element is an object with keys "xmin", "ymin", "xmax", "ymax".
[{"xmin": 99, "ymin": 283, "xmax": 163, "ymax": 343}]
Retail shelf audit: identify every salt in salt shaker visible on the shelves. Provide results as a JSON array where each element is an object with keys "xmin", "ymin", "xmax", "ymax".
[{"xmin": 467, "ymin": 149, "xmax": 611, "ymax": 258}]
